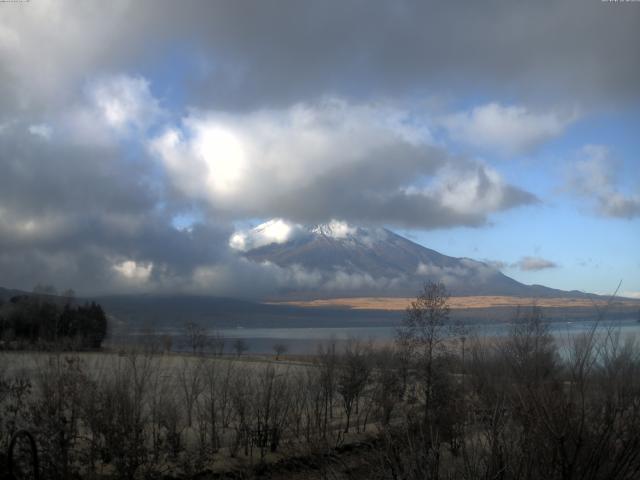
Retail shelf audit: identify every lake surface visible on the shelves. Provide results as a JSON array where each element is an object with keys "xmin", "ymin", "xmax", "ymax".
[{"xmin": 111, "ymin": 318, "xmax": 640, "ymax": 354}]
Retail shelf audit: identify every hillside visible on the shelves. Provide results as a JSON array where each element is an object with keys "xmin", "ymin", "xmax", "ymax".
[{"xmin": 239, "ymin": 221, "xmax": 589, "ymax": 299}]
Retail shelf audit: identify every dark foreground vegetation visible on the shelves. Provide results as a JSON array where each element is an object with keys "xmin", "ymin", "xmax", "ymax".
[
  {"xmin": 0, "ymin": 292, "xmax": 108, "ymax": 350},
  {"xmin": 3, "ymin": 282, "xmax": 640, "ymax": 479}
]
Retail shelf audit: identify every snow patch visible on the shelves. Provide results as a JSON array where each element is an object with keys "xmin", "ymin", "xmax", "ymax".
[{"xmin": 311, "ymin": 220, "xmax": 357, "ymax": 239}]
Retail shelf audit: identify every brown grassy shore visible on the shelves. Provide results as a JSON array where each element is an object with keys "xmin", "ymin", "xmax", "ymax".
[{"xmin": 270, "ymin": 295, "xmax": 640, "ymax": 311}]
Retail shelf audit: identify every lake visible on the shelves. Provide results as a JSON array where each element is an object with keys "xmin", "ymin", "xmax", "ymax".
[{"xmin": 111, "ymin": 318, "xmax": 640, "ymax": 355}]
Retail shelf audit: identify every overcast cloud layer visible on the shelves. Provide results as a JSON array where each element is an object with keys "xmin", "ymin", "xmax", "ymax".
[
  {"xmin": 0, "ymin": 1, "xmax": 638, "ymax": 296},
  {"xmin": 1, "ymin": 0, "xmax": 639, "ymax": 114}
]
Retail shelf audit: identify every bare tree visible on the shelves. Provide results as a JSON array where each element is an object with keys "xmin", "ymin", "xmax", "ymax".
[
  {"xmin": 501, "ymin": 304, "xmax": 557, "ymax": 385},
  {"xmin": 200, "ymin": 359, "xmax": 233, "ymax": 453},
  {"xmin": 396, "ymin": 281, "xmax": 451, "ymax": 422},
  {"xmin": 253, "ymin": 364, "xmax": 292, "ymax": 458},
  {"xmin": 337, "ymin": 339, "xmax": 371, "ymax": 433},
  {"xmin": 371, "ymin": 347, "xmax": 404, "ymax": 426},
  {"xmin": 162, "ymin": 334, "xmax": 173, "ymax": 354},
  {"xmin": 273, "ymin": 342, "xmax": 288, "ymax": 360},
  {"xmin": 228, "ymin": 368, "xmax": 253, "ymax": 457},
  {"xmin": 177, "ymin": 358, "xmax": 204, "ymax": 428},
  {"xmin": 232, "ymin": 338, "xmax": 248, "ymax": 357},
  {"xmin": 210, "ymin": 329, "xmax": 225, "ymax": 356},
  {"xmin": 317, "ymin": 340, "xmax": 339, "ymax": 438},
  {"xmin": 184, "ymin": 321, "xmax": 207, "ymax": 355}
]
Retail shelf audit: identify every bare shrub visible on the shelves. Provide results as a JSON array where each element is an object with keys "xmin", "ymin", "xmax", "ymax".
[
  {"xmin": 90, "ymin": 354, "xmax": 152, "ymax": 479},
  {"xmin": 0, "ymin": 371, "xmax": 32, "ymax": 454},
  {"xmin": 157, "ymin": 394, "xmax": 185, "ymax": 462},
  {"xmin": 337, "ymin": 339, "xmax": 371, "ymax": 433},
  {"xmin": 253, "ymin": 364, "xmax": 292, "ymax": 458},
  {"xmin": 29, "ymin": 354, "xmax": 87, "ymax": 479}
]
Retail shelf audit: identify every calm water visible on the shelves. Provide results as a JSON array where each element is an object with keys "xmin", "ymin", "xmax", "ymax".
[{"xmin": 113, "ymin": 318, "xmax": 640, "ymax": 354}]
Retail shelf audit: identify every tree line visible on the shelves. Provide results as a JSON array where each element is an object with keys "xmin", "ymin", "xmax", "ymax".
[{"xmin": 0, "ymin": 290, "xmax": 107, "ymax": 349}]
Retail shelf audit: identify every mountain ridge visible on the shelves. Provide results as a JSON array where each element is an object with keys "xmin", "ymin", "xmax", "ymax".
[{"xmin": 238, "ymin": 221, "xmax": 589, "ymax": 299}]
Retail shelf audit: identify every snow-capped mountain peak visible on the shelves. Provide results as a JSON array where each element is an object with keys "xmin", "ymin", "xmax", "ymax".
[
  {"xmin": 231, "ymin": 218, "xmax": 573, "ymax": 297},
  {"xmin": 311, "ymin": 220, "xmax": 357, "ymax": 239}
]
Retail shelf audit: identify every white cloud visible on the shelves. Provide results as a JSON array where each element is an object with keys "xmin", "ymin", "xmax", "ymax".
[
  {"xmin": 0, "ymin": 24, "xmax": 20, "ymax": 52},
  {"xmin": 230, "ymin": 219, "xmax": 306, "ymax": 251},
  {"xmin": 113, "ymin": 259, "xmax": 153, "ymax": 282},
  {"xmin": 322, "ymin": 270, "xmax": 399, "ymax": 292},
  {"xmin": 416, "ymin": 262, "xmax": 468, "ymax": 277},
  {"xmin": 567, "ymin": 145, "xmax": 640, "ymax": 218},
  {"xmin": 416, "ymin": 258, "xmax": 499, "ymax": 283},
  {"xmin": 405, "ymin": 163, "xmax": 536, "ymax": 217},
  {"xmin": 0, "ymin": 207, "xmax": 70, "ymax": 243},
  {"xmin": 53, "ymin": 74, "xmax": 163, "ymax": 147},
  {"xmin": 0, "ymin": 1, "xmax": 136, "ymax": 113},
  {"xmin": 151, "ymin": 99, "xmax": 426, "ymax": 208},
  {"xmin": 514, "ymin": 256, "xmax": 558, "ymax": 271},
  {"xmin": 434, "ymin": 165, "xmax": 513, "ymax": 215},
  {"xmin": 150, "ymin": 98, "xmax": 535, "ymax": 227},
  {"xmin": 189, "ymin": 258, "xmax": 390, "ymax": 298},
  {"xmin": 28, "ymin": 123, "xmax": 53, "ymax": 140},
  {"xmin": 483, "ymin": 259, "xmax": 509, "ymax": 271},
  {"xmin": 191, "ymin": 124, "xmax": 247, "ymax": 195},
  {"xmin": 88, "ymin": 74, "xmax": 161, "ymax": 133},
  {"xmin": 442, "ymin": 103, "xmax": 576, "ymax": 155}
]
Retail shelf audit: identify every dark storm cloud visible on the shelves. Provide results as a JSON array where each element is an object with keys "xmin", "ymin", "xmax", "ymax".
[
  {"xmin": 1, "ymin": 1, "xmax": 638, "ymax": 116},
  {"xmin": 150, "ymin": 0, "xmax": 640, "ymax": 109},
  {"xmin": 0, "ymin": 125, "xmax": 152, "ymax": 221},
  {"xmin": 263, "ymin": 173, "xmax": 538, "ymax": 230}
]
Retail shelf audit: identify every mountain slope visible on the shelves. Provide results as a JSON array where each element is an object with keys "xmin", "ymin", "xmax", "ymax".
[
  {"xmin": 0, "ymin": 286, "xmax": 27, "ymax": 301},
  {"xmin": 239, "ymin": 221, "xmax": 583, "ymax": 298}
]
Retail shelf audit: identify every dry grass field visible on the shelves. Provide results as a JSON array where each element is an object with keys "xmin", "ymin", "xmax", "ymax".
[{"xmin": 272, "ymin": 295, "xmax": 640, "ymax": 311}]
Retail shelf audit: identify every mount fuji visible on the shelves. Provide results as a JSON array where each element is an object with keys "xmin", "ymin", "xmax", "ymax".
[{"xmin": 231, "ymin": 220, "xmax": 582, "ymax": 299}]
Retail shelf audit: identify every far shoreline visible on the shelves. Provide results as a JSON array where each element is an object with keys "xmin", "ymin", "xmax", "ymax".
[{"xmin": 269, "ymin": 295, "xmax": 640, "ymax": 311}]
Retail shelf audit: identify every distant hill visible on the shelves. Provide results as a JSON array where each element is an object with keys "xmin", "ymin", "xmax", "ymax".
[
  {"xmin": 240, "ymin": 221, "xmax": 590, "ymax": 299},
  {"xmin": 0, "ymin": 286, "xmax": 24, "ymax": 301},
  {"xmin": 2, "ymin": 286, "xmax": 637, "ymax": 331}
]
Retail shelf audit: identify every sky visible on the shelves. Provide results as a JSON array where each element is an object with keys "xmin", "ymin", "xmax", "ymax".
[{"xmin": 0, "ymin": 0, "xmax": 638, "ymax": 298}]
